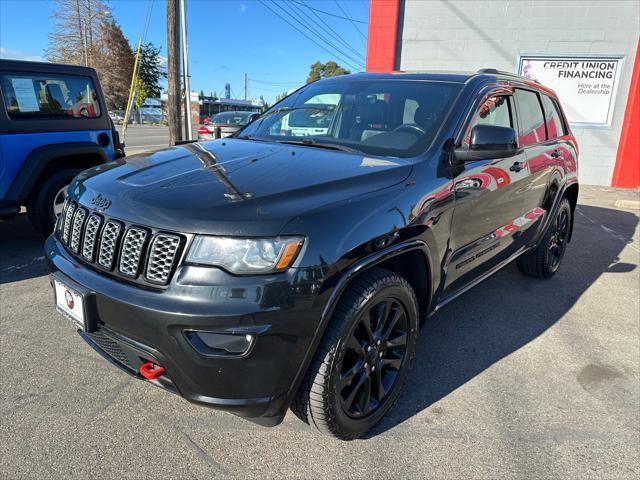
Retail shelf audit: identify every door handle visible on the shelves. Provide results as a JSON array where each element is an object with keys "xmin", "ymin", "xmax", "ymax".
[{"xmin": 509, "ymin": 161, "xmax": 524, "ymax": 172}]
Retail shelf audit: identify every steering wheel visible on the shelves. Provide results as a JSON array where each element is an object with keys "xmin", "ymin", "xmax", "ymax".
[{"xmin": 392, "ymin": 123, "xmax": 426, "ymax": 135}]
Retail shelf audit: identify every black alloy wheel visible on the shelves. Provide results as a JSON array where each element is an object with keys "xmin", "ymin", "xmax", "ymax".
[
  {"xmin": 547, "ymin": 207, "xmax": 569, "ymax": 269},
  {"xmin": 516, "ymin": 197, "xmax": 572, "ymax": 279},
  {"xmin": 339, "ymin": 298, "xmax": 409, "ymax": 418},
  {"xmin": 291, "ymin": 268, "xmax": 419, "ymax": 439}
]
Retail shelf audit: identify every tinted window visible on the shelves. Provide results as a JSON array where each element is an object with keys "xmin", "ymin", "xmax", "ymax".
[
  {"xmin": 540, "ymin": 95, "xmax": 566, "ymax": 139},
  {"xmin": 238, "ymin": 80, "xmax": 461, "ymax": 158},
  {"xmin": 1, "ymin": 73, "xmax": 101, "ymax": 119},
  {"xmin": 211, "ymin": 112, "xmax": 254, "ymax": 125},
  {"xmin": 464, "ymin": 95, "xmax": 512, "ymax": 145},
  {"xmin": 514, "ymin": 89, "xmax": 545, "ymax": 146}
]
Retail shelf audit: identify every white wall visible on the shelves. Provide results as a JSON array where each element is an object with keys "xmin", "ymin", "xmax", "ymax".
[{"xmin": 397, "ymin": 0, "xmax": 639, "ymax": 186}]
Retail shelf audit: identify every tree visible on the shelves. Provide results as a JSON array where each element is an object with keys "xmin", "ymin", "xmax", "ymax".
[
  {"xmin": 137, "ymin": 42, "xmax": 164, "ymax": 99},
  {"xmin": 46, "ymin": 1, "xmax": 134, "ymax": 110},
  {"xmin": 46, "ymin": 0, "xmax": 110, "ymax": 67},
  {"xmin": 98, "ymin": 20, "xmax": 134, "ymax": 109},
  {"xmin": 306, "ymin": 61, "xmax": 350, "ymax": 83}
]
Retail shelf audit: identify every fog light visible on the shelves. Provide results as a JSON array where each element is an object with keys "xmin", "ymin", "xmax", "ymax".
[{"xmin": 184, "ymin": 330, "xmax": 254, "ymax": 357}]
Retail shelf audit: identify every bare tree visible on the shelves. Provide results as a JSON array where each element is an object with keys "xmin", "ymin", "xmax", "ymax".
[{"xmin": 46, "ymin": 0, "xmax": 110, "ymax": 67}]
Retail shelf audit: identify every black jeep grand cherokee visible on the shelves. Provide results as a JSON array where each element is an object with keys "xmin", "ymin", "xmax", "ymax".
[{"xmin": 46, "ymin": 71, "xmax": 578, "ymax": 439}]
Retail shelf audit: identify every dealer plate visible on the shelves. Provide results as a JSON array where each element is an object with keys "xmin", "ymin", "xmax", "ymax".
[{"xmin": 54, "ymin": 279, "xmax": 86, "ymax": 331}]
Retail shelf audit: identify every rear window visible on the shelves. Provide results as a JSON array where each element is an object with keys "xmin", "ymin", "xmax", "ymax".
[{"xmin": 0, "ymin": 73, "xmax": 101, "ymax": 119}]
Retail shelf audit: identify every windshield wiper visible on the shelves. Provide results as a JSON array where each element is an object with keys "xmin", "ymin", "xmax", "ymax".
[{"xmin": 275, "ymin": 138, "xmax": 360, "ymax": 154}]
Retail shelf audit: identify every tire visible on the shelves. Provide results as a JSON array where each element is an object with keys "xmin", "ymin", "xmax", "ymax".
[
  {"xmin": 517, "ymin": 198, "xmax": 572, "ymax": 279},
  {"xmin": 291, "ymin": 268, "xmax": 419, "ymax": 440},
  {"xmin": 27, "ymin": 168, "xmax": 81, "ymax": 236}
]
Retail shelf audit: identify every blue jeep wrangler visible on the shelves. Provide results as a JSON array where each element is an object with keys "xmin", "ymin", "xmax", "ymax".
[{"xmin": 0, "ymin": 59, "xmax": 124, "ymax": 235}]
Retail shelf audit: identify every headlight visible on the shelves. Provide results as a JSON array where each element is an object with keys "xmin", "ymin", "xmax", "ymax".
[{"xmin": 185, "ymin": 236, "xmax": 304, "ymax": 274}]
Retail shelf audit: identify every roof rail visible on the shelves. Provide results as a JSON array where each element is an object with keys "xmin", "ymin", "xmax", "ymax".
[{"xmin": 476, "ymin": 68, "xmax": 540, "ymax": 83}]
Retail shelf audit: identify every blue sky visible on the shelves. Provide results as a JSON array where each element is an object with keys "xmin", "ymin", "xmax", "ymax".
[{"xmin": 0, "ymin": 0, "xmax": 369, "ymax": 102}]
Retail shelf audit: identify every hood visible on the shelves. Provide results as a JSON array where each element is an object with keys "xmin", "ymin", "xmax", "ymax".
[{"xmin": 70, "ymin": 139, "xmax": 412, "ymax": 236}]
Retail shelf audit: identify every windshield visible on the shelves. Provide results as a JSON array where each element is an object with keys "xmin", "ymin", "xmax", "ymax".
[
  {"xmin": 212, "ymin": 111, "xmax": 254, "ymax": 125},
  {"xmin": 238, "ymin": 79, "xmax": 461, "ymax": 157}
]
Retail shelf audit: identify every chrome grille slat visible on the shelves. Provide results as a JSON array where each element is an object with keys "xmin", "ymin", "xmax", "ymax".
[
  {"xmin": 145, "ymin": 234, "xmax": 181, "ymax": 284},
  {"xmin": 98, "ymin": 220, "xmax": 123, "ymax": 269},
  {"xmin": 118, "ymin": 227, "xmax": 148, "ymax": 277},
  {"xmin": 69, "ymin": 208, "xmax": 87, "ymax": 253},
  {"xmin": 82, "ymin": 214, "xmax": 102, "ymax": 261},
  {"xmin": 62, "ymin": 202, "xmax": 76, "ymax": 244}
]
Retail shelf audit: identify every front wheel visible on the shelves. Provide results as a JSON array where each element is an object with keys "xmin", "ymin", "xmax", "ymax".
[
  {"xmin": 27, "ymin": 168, "xmax": 81, "ymax": 236},
  {"xmin": 517, "ymin": 198, "xmax": 572, "ymax": 279},
  {"xmin": 291, "ymin": 268, "xmax": 419, "ymax": 439}
]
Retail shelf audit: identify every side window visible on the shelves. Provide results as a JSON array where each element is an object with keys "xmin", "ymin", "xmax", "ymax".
[
  {"xmin": 514, "ymin": 89, "xmax": 546, "ymax": 146},
  {"xmin": 464, "ymin": 95, "xmax": 512, "ymax": 145},
  {"xmin": 540, "ymin": 95, "xmax": 566, "ymax": 139},
  {"xmin": 0, "ymin": 73, "xmax": 101, "ymax": 119}
]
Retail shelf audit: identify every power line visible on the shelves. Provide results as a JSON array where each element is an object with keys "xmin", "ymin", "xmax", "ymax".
[
  {"xmin": 270, "ymin": 0, "xmax": 364, "ymax": 68},
  {"xmin": 290, "ymin": 0, "xmax": 368, "ymax": 24},
  {"xmin": 334, "ymin": 0, "xmax": 367, "ymax": 42},
  {"xmin": 280, "ymin": 1, "xmax": 364, "ymax": 66},
  {"xmin": 258, "ymin": 0, "xmax": 362, "ymax": 71},
  {"xmin": 291, "ymin": 0, "xmax": 364, "ymax": 61}
]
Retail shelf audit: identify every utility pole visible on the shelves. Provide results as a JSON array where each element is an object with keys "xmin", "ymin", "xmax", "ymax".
[
  {"xmin": 180, "ymin": 0, "xmax": 193, "ymax": 141},
  {"xmin": 167, "ymin": 0, "xmax": 182, "ymax": 145},
  {"xmin": 244, "ymin": 73, "xmax": 248, "ymax": 100}
]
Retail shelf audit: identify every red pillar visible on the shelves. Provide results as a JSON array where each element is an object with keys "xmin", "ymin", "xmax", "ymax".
[
  {"xmin": 612, "ymin": 38, "xmax": 640, "ymax": 188},
  {"xmin": 365, "ymin": 0, "xmax": 400, "ymax": 73}
]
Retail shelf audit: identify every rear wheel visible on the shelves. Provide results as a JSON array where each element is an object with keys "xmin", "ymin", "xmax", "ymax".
[
  {"xmin": 27, "ymin": 168, "xmax": 81, "ymax": 236},
  {"xmin": 517, "ymin": 198, "xmax": 572, "ymax": 279},
  {"xmin": 291, "ymin": 268, "xmax": 419, "ymax": 439}
]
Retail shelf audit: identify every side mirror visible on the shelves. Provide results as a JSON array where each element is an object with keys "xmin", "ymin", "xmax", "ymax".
[{"xmin": 454, "ymin": 124, "xmax": 520, "ymax": 162}]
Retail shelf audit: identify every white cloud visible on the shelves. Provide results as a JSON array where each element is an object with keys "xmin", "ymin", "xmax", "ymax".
[{"xmin": 0, "ymin": 47, "xmax": 46, "ymax": 62}]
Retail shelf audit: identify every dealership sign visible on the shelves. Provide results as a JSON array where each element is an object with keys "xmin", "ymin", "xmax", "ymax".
[{"xmin": 517, "ymin": 55, "xmax": 624, "ymax": 126}]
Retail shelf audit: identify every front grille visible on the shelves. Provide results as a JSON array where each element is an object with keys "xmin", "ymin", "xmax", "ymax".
[
  {"xmin": 62, "ymin": 202, "xmax": 76, "ymax": 244},
  {"xmin": 86, "ymin": 331, "xmax": 133, "ymax": 370},
  {"xmin": 82, "ymin": 214, "xmax": 102, "ymax": 262},
  {"xmin": 57, "ymin": 200, "xmax": 184, "ymax": 286},
  {"xmin": 119, "ymin": 227, "xmax": 148, "ymax": 277},
  {"xmin": 146, "ymin": 234, "xmax": 181, "ymax": 284},
  {"xmin": 70, "ymin": 208, "xmax": 87, "ymax": 253},
  {"xmin": 98, "ymin": 220, "xmax": 123, "ymax": 269}
]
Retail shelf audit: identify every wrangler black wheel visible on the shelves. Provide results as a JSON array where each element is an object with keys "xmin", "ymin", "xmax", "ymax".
[{"xmin": 291, "ymin": 268, "xmax": 418, "ymax": 440}]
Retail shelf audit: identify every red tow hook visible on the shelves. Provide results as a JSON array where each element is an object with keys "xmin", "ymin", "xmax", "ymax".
[{"xmin": 139, "ymin": 361, "xmax": 165, "ymax": 380}]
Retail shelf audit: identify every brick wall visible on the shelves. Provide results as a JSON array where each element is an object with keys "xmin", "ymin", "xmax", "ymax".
[{"xmin": 397, "ymin": 0, "xmax": 639, "ymax": 186}]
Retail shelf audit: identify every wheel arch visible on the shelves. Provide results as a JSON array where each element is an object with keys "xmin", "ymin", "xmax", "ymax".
[
  {"xmin": 563, "ymin": 182, "xmax": 579, "ymax": 242},
  {"xmin": 281, "ymin": 240, "xmax": 434, "ymax": 418},
  {"xmin": 5, "ymin": 142, "xmax": 109, "ymax": 203}
]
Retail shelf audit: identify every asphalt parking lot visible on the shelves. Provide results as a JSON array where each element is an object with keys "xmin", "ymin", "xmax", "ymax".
[{"xmin": 1, "ymin": 186, "xmax": 639, "ymax": 479}]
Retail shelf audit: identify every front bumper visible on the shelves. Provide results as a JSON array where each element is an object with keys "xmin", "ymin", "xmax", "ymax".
[{"xmin": 45, "ymin": 234, "xmax": 324, "ymax": 425}]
